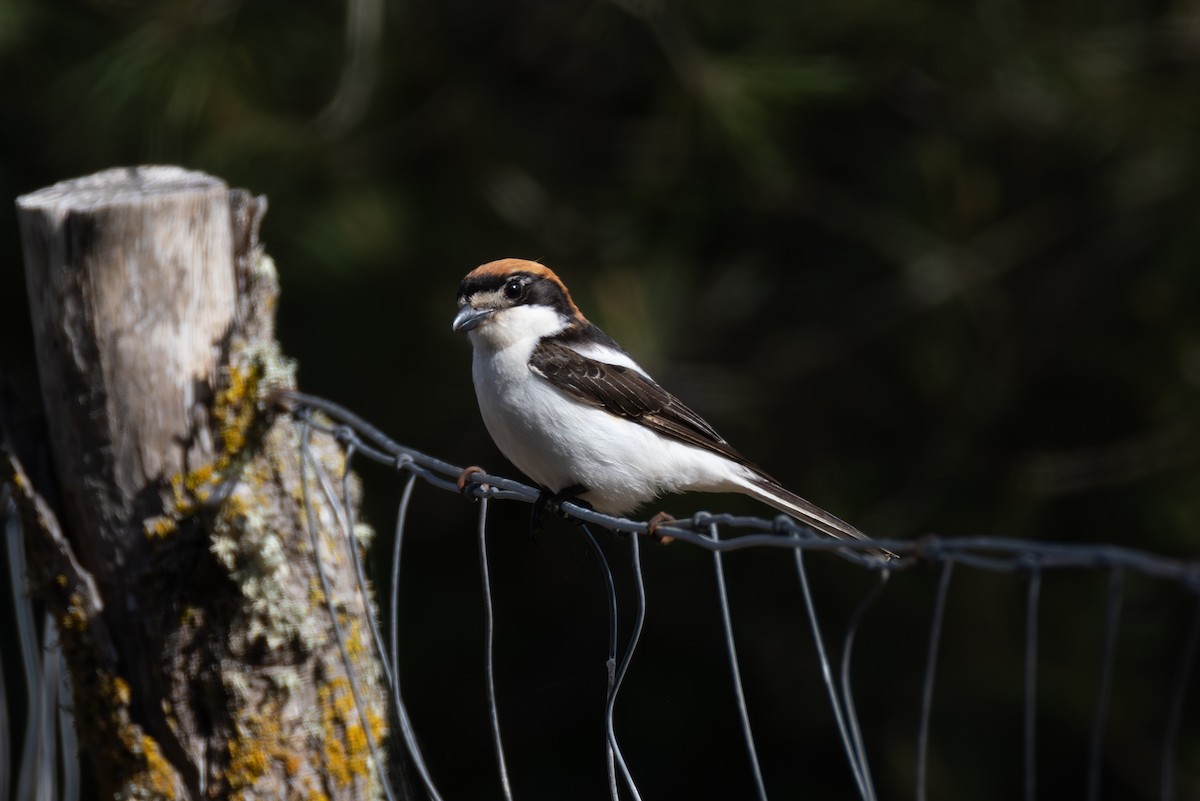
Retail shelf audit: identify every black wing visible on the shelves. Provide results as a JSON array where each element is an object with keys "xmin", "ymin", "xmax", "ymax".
[{"xmin": 529, "ymin": 340, "xmax": 771, "ymax": 477}]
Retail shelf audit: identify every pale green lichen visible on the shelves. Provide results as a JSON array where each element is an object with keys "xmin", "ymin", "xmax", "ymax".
[
  {"xmin": 212, "ymin": 445, "xmax": 327, "ymax": 655},
  {"xmin": 223, "ymin": 671, "xmax": 251, "ymax": 705},
  {"xmin": 353, "ymin": 522, "xmax": 374, "ymax": 547},
  {"xmin": 163, "ymin": 256, "xmax": 388, "ymax": 797},
  {"xmin": 195, "ymin": 332, "xmax": 331, "ymax": 655},
  {"xmin": 267, "ymin": 668, "xmax": 300, "ymax": 695}
]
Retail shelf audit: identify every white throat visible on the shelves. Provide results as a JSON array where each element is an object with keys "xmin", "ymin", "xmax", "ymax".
[{"xmin": 467, "ymin": 304, "xmax": 569, "ymax": 352}]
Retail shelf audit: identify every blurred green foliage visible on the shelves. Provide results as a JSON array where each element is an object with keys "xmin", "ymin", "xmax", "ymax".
[{"xmin": 2, "ymin": 0, "xmax": 1199, "ymax": 798}]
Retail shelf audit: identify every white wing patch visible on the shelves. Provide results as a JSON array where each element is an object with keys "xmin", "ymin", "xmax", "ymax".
[{"xmin": 565, "ymin": 341, "xmax": 650, "ymax": 377}]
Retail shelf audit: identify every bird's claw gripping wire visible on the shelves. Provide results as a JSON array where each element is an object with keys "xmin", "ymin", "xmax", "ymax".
[
  {"xmin": 647, "ymin": 511, "xmax": 676, "ymax": 545},
  {"xmin": 457, "ymin": 465, "xmax": 487, "ymax": 498},
  {"xmin": 530, "ymin": 485, "xmax": 592, "ymax": 533}
]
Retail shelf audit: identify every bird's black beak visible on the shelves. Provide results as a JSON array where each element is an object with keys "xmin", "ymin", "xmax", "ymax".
[{"xmin": 452, "ymin": 305, "xmax": 494, "ymax": 332}]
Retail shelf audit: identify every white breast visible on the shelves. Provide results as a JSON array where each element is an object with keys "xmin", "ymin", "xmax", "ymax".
[{"xmin": 469, "ymin": 333, "xmax": 743, "ymax": 516}]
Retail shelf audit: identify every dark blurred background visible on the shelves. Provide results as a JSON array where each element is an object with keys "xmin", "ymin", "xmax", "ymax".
[{"xmin": 2, "ymin": 0, "xmax": 1199, "ymax": 798}]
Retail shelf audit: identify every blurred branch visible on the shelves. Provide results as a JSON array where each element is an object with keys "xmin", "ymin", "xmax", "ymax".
[
  {"xmin": 312, "ymin": 0, "xmax": 384, "ymax": 138},
  {"xmin": 1023, "ymin": 422, "xmax": 1198, "ymax": 496}
]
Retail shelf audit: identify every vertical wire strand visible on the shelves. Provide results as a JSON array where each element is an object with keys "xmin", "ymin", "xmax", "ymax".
[
  {"xmin": 298, "ymin": 418, "xmax": 397, "ymax": 801},
  {"xmin": 318, "ymin": 432, "xmax": 443, "ymax": 797},
  {"xmin": 386, "ymin": 472, "xmax": 443, "ymax": 801},
  {"xmin": 839, "ymin": 573, "xmax": 888, "ymax": 801},
  {"xmin": 478, "ymin": 495, "xmax": 514, "ymax": 801},
  {"xmin": 0, "ymin": 617, "xmax": 6, "ymax": 801},
  {"xmin": 389, "ymin": 472, "xmax": 417, "ymax": 688},
  {"xmin": 10, "ymin": 495, "xmax": 45, "ymax": 801},
  {"xmin": 1086, "ymin": 567, "xmax": 1123, "ymax": 801},
  {"xmin": 38, "ymin": 614, "xmax": 59, "ymax": 801},
  {"xmin": 607, "ymin": 533, "xmax": 646, "ymax": 801},
  {"xmin": 2, "ymin": 496, "xmax": 18, "ymax": 801},
  {"xmin": 1024, "ymin": 569, "xmax": 1042, "ymax": 801},
  {"xmin": 711, "ymin": 524, "xmax": 769, "ymax": 801},
  {"xmin": 341, "ymin": 443, "xmax": 397, "ymax": 689},
  {"xmin": 794, "ymin": 543, "xmax": 869, "ymax": 800},
  {"xmin": 1160, "ymin": 591, "xmax": 1200, "ymax": 801},
  {"xmin": 916, "ymin": 562, "xmax": 954, "ymax": 801},
  {"xmin": 580, "ymin": 524, "xmax": 621, "ymax": 801},
  {"xmin": 311, "ymin": 441, "xmax": 396, "ymax": 690},
  {"xmin": 55, "ymin": 637, "xmax": 79, "ymax": 801}
]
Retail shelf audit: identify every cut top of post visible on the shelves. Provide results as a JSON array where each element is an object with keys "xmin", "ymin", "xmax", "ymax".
[
  {"xmin": 17, "ymin": 166, "xmax": 228, "ymax": 217},
  {"xmin": 16, "ymin": 164, "xmax": 239, "ymax": 566}
]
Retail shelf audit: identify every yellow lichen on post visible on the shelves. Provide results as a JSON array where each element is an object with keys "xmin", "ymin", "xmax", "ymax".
[
  {"xmin": 135, "ymin": 735, "xmax": 179, "ymax": 801},
  {"xmin": 76, "ymin": 672, "xmax": 182, "ymax": 801},
  {"xmin": 308, "ymin": 578, "xmax": 326, "ymax": 607},
  {"xmin": 110, "ymin": 675, "xmax": 132, "ymax": 706},
  {"xmin": 60, "ymin": 592, "xmax": 89, "ymax": 632},
  {"xmin": 304, "ymin": 786, "xmax": 332, "ymax": 801},
  {"xmin": 143, "ymin": 515, "xmax": 177, "ymax": 539},
  {"xmin": 226, "ymin": 736, "xmax": 270, "ymax": 792},
  {"xmin": 147, "ymin": 348, "xmax": 275, "ymax": 542},
  {"xmin": 318, "ymin": 678, "xmax": 372, "ymax": 787},
  {"xmin": 342, "ymin": 616, "xmax": 364, "ymax": 660},
  {"xmin": 214, "ymin": 361, "xmax": 262, "ymax": 456},
  {"xmin": 224, "ymin": 707, "xmax": 310, "ymax": 801}
]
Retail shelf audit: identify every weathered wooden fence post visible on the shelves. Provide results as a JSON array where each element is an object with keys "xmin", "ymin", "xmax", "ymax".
[{"xmin": 9, "ymin": 166, "xmax": 393, "ymax": 800}]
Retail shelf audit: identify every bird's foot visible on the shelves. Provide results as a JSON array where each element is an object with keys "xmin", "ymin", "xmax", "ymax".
[
  {"xmin": 530, "ymin": 484, "xmax": 591, "ymax": 533},
  {"xmin": 457, "ymin": 465, "xmax": 486, "ymax": 496},
  {"xmin": 647, "ymin": 511, "xmax": 676, "ymax": 545}
]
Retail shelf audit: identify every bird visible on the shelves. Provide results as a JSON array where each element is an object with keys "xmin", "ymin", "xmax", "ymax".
[{"xmin": 452, "ymin": 257, "xmax": 882, "ymax": 555}]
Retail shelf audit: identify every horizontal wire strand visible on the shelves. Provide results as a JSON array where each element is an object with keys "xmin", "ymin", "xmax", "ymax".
[{"xmin": 280, "ymin": 392, "xmax": 1200, "ymax": 584}]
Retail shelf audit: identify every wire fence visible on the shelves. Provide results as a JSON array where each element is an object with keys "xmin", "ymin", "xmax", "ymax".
[
  {"xmin": 4, "ymin": 390, "xmax": 1200, "ymax": 800},
  {"xmin": 3, "ymin": 490, "xmax": 80, "ymax": 801},
  {"xmin": 281, "ymin": 391, "xmax": 1200, "ymax": 801}
]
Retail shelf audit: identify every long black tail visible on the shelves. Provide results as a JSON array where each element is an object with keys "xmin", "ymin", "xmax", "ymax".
[{"xmin": 744, "ymin": 477, "xmax": 895, "ymax": 560}]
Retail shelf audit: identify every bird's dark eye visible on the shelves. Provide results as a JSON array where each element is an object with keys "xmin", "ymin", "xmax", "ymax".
[{"xmin": 503, "ymin": 279, "xmax": 524, "ymax": 300}]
